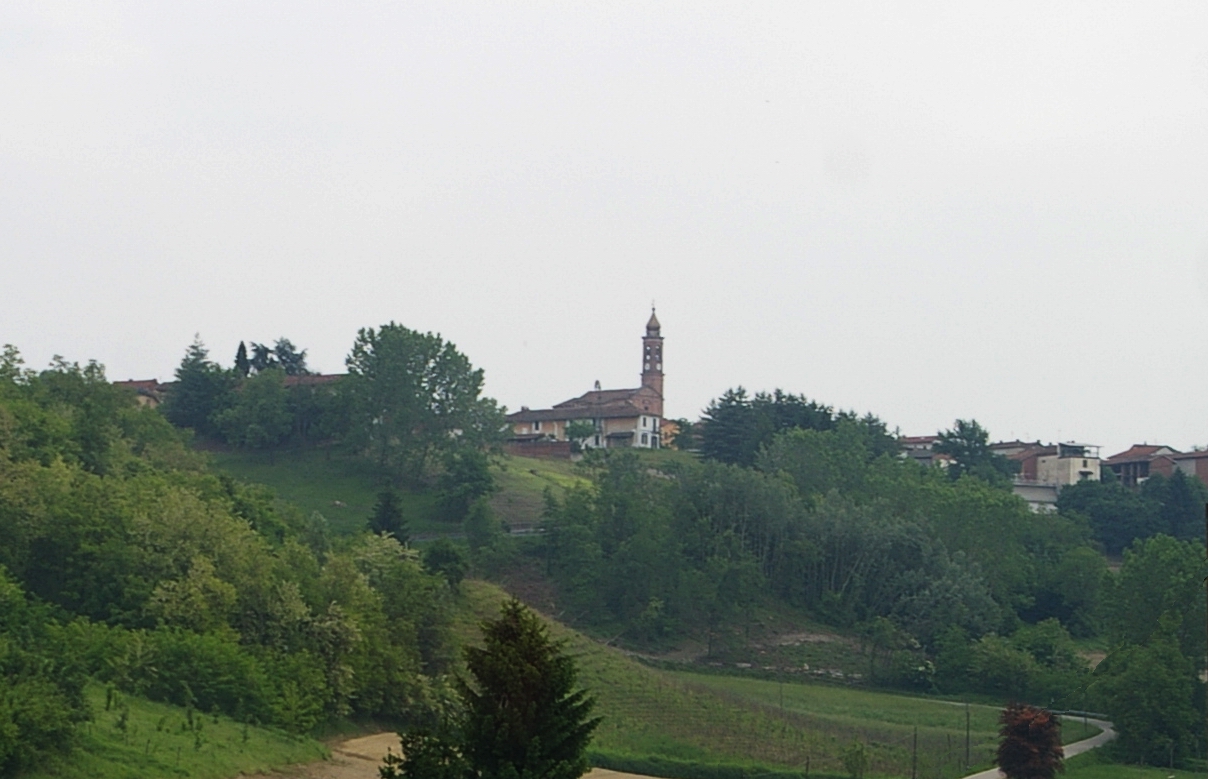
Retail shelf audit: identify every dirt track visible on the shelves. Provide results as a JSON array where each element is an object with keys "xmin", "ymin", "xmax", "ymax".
[{"xmin": 276, "ymin": 733, "xmax": 649, "ymax": 779}]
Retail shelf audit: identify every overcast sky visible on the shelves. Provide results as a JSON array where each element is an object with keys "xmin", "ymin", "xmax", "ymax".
[{"xmin": 4, "ymin": 2, "xmax": 1208, "ymax": 456}]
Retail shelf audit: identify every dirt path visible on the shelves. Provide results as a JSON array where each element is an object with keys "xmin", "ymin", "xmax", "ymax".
[{"xmin": 276, "ymin": 733, "xmax": 650, "ymax": 779}]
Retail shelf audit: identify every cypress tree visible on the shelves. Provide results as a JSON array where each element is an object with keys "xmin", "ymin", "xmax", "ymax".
[
  {"xmin": 234, "ymin": 341, "xmax": 250, "ymax": 378},
  {"xmin": 369, "ymin": 489, "xmax": 409, "ymax": 542}
]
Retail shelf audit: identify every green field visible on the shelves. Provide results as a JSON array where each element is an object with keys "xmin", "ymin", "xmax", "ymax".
[
  {"xmin": 206, "ymin": 447, "xmax": 594, "ymax": 537},
  {"xmin": 23, "ymin": 685, "xmax": 326, "ymax": 779},
  {"xmin": 457, "ymin": 580, "xmax": 1093, "ymax": 779},
  {"xmin": 1063, "ymin": 750, "xmax": 1200, "ymax": 778},
  {"xmin": 205, "ymin": 447, "xmax": 441, "ymax": 536},
  {"xmin": 489, "ymin": 455, "xmax": 589, "ymax": 529}
]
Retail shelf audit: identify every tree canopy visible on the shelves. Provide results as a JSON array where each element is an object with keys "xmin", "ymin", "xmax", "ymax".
[
  {"xmin": 343, "ymin": 323, "xmax": 503, "ymax": 479},
  {"xmin": 934, "ymin": 419, "xmax": 1018, "ymax": 486}
]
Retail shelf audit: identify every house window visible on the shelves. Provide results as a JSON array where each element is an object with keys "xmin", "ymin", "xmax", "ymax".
[
  {"xmin": 641, "ymin": 433, "xmax": 648, "ymax": 445},
  {"xmin": 594, "ymin": 435, "xmax": 600, "ymax": 447},
  {"xmin": 534, "ymin": 421, "xmax": 541, "ymax": 432},
  {"xmin": 641, "ymin": 417, "xmax": 647, "ymax": 428}
]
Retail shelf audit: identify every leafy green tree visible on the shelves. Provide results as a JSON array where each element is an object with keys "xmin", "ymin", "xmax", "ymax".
[
  {"xmin": 1094, "ymin": 622, "xmax": 1199, "ymax": 765},
  {"xmin": 438, "ymin": 449, "xmax": 496, "ymax": 522},
  {"xmin": 996, "ymin": 703, "xmax": 1062, "ymax": 779},
  {"xmin": 565, "ymin": 421, "xmax": 595, "ymax": 453},
  {"xmin": 1142, "ymin": 470, "xmax": 1208, "ymax": 541},
  {"xmin": 423, "ymin": 539, "xmax": 468, "ymax": 589},
  {"xmin": 1056, "ymin": 479, "xmax": 1160, "ymax": 555},
  {"xmin": 1105, "ymin": 534, "xmax": 1206, "ymax": 671},
  {"xmin": 934, "ymin": 419, "xmax": 1018, "ymax": 486},
  {"xmin": 249, "ymin": 342, "xmax": 277, "ymax": 374},
  {"xmin": 369, "ymin": 489, "xmax": 409, "ymax": 542},
  {"xmin": 214, "ymin": 367, "xmax": 292, "ymax": 449},
  {"xmin": 162, "ymin": 336, "xmax": 237, "ymax": 437},
  {"xmin": 273, "ymin": 338, "xmax": 310, "ymax": 376},
  {"xmin": 343, "ymin": 323, "xmax": 504, "ymax": 479}
]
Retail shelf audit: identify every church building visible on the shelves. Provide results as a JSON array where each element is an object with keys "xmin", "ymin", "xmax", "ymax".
[{"xmin": 506, "ymin": 311, "xmax": 665, "ymax": 449}]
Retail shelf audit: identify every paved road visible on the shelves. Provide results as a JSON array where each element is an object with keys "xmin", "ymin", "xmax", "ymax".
[{"xmin": 960, "ymin": 717, "xmax": 1115, "ymax": 779}]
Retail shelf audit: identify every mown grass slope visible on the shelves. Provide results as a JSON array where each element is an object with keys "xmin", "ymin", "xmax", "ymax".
[
  {"xmin": 22, "ymin": 685, "xmax": 326, "ymax": 779},
  {"xmin": 206, "ymin": 448, "xmax": 591, "ymax": 537},
  {"xmin": 457, "ymin": 580, "xmax": 1089, "ymax": 779}
]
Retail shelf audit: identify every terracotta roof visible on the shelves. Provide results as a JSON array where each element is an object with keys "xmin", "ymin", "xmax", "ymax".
[
  {"xmin": 114, "ymin": 379, "xmax": 161, "ymax": 391},
  {"xmin": 1105, "ymin": 444, "xmax": 1181, "ymax": 464},
  {"xmin": 1172, "ymin": 450, "xmax": 1208, "ymax": 461},
  {"xmin": 554, "ymin": 388, "xmax": 644, "ymax": 408},
  {"xmin": 899, "ymin": 435, "xmax": 938, "ymax": 444},
  {"xmin": 508, "ymin": 400, "xmax": 648, "ymax": 423}
]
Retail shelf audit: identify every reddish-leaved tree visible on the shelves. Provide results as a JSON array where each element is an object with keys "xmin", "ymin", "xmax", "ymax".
[{"xmin": 997, "ymin": 703, "xmax": 1064, "ymax": 779}]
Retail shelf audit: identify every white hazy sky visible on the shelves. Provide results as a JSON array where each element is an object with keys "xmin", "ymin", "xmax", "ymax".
[{"xmin": 4, "ymin": 1, "xmax": 1208, "ymax": 456}]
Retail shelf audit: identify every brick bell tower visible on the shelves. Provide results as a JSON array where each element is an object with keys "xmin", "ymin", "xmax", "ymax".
[{"xmin": 641, "ymin": 308, "xmax": 664, "ymax": 416}]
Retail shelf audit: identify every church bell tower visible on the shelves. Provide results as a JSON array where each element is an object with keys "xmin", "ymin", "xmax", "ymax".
[{"xmin": 641, "ymin": 308, "xmax": 664, "ymax": 416}]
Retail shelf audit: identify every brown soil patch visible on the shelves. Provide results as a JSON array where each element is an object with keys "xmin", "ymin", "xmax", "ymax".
[
  {"xmin": 274, "ymin": 732, "xmax": 651, "ymax": 779},
  {"xmin": 768, "ymin": 630, "xmax": 847, "ymax": 647}
]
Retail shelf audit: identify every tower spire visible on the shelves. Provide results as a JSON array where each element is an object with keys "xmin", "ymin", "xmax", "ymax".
[{"xmin": 641, "ymin": 310, "xmax": 664, "ymax": 416}]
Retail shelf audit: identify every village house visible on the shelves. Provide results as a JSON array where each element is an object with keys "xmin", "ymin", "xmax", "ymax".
[
  {"xmin": 506, "ymin": 311, "xmax": 665, "ymax": 451},
  {"xmin": 1104, "ymin": 444, "xmax": 1181, "ymax": 487}
]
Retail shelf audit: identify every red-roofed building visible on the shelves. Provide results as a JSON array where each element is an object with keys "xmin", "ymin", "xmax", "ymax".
[
  {"xmin": 1172, "ymin": 450, "xmax": 1208, "ymax": 485},
  {"xmin": 1105, "ymin": 444, "xmax": 1181, "ymax": 487},
  {"xmin": 113, "ymin": 379, "xmax": 166, "ymax": 408},
  {"xmin": 507, "ymin": 311, "xmax": 665, "ymax": 450}
]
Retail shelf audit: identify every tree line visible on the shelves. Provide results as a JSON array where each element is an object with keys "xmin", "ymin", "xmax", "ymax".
[{"xmin": 162, "ymin": 324, "xmax": 505, "ymax": 485}]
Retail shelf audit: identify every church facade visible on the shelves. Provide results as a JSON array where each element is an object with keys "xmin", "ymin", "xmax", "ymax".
[{"xmin": 506, "ymin": 311, "xmax": 665, "ymax": 449}]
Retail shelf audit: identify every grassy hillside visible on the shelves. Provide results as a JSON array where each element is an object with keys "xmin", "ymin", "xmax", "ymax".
[
  {"xmin": 458, "ymin": 580, "xmax": 1069, "ymax": 779},
  {"xmin": 489, "ymin": 455, "xmax": 589, "ymax": 530},
  {"xmin": 23, "ymin": 685, "xmax": 325, "ymax": 779},
  {"xmin": 205, "ymin": 448, "xmax": 593, "ymax": 537}
]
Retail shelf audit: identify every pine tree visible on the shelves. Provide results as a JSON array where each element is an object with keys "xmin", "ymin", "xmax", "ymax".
[
  {"xmin": 384, "ymin": 599, "xmax": 600, "ymax": 779},
  {"xmin": 234, "ymin": 341, "xmax": 250, "ymax": 378},
  {"xmin": 369, "ymin": 489, "xmax": 409, "ymax": 542}
]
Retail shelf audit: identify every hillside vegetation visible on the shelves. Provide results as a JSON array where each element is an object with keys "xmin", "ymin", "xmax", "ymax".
[
  {"xmin": 24, "ymin": 685, "xmax": 325, "ymax": 779},
  {"xmin": 0, "ymin": 349, "xmax": 467, "ymax": 774},
  {"xmin": 458, "ymin": 580, "xmax": 1050, "ymax": 779}
]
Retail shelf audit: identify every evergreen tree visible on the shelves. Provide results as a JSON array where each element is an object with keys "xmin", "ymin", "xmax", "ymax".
[
  {"xmin": 162, "ymin": 336, "xmax": 236, "ymax": 437},
  {"xmin": 369, "ymin": 489, "xmax": 409, "ymax": 542},
  {"xmin": 234, "ymin": 341, "xmax": 250, "ymax": 378},
  {"xmin": 460, "ymin": 600, "xmax": 600, "ymax": 779},
  {"xmin": 385, "ymin": 599, "xmax": 599, "ymax": 779}
]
